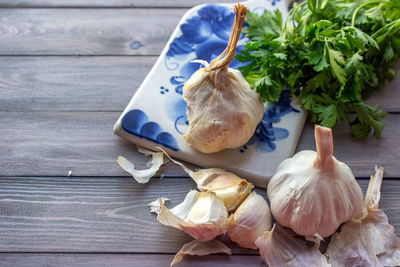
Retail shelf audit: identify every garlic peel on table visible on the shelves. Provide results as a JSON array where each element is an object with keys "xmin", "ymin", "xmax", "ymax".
[
  {"xmin": 326, "ymin": 166, "xmax": 400, "ymax": 266},
  {"xmin": 171, "ymin": 239, "xmax": 231, "ymax": 266},
  {"xmin": 182, "ymin": 3, "xmax": 264, "ymax": 153},
  {"xmin": 159, "ymin": 146, "xmax": 253, "ymax": 212},
  {"xmin": 255, "ymin": 224, "xmax": 330, "ymax": 267},
  {"xmin": 227, "ymin": 191, "xmax": 272, "ymax": 249},
  {"xmin": 118, "ymin": 146, "xmax": 164, "ymax": 183},
  {"xmin": 268, "ymin": 125, "xmax": 363, "ymax": 244},
  {"xmin": 157, "ymin": 190, "xmax": 228, "ymax": 241}
]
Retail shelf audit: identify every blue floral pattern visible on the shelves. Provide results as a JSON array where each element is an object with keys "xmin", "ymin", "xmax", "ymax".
[
  {"xmin": 121, "ymin": 109, "xmax": 179, "ymax": 151},
  {"xmin": 162, "ymin": 3, "xmax": 295, "ymax": 153}
]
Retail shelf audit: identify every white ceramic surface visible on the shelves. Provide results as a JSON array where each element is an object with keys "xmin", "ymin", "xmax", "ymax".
[{"xmin": 114, "ymin": 0, "xmax": 306, "ymax": 188}]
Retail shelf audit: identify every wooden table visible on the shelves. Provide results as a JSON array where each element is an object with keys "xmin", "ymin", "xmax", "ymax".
[{"xmin": 0, "ymin": 0, "xmax": 399, "ymax": 266}]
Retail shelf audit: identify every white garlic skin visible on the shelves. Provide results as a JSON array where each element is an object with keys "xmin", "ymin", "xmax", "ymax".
[
  {"xmin": 183, "ymin": 68, "xmax": 264, "ymax": 153},
  {"xmin": 267, "ymin": 150, "xmax": 363, "ymax": 239}
]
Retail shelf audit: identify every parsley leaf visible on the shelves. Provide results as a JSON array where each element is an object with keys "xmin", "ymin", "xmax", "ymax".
[{"xmin": 237, "ymin": 0, "xmax": 400, "ymax": 139}]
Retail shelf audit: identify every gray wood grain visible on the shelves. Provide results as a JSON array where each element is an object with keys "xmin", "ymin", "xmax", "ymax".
[
  {"xmin": 0, "ymin": 56, "xmax": 156, "ymax": 112},
  {"xmin": 1, "ymin": 57, "xmax": 399, "ymax": 112},
  {"xmin": 0, "ymin": 0, "xmax": 237, "ymax": 8},
  {"xmin": 0, "ymin": 176, "xmax": 399, "ymax": 253},
  {"xmin": 0, "ymin": 254, "xmax": 265, "ymax": 267},
  {"xmin": 1, "ymin": 111, "xmax": 399, "ymax": 178},
  {"xmin": 0, "ymin": 8, "xmax": 186, "ymax": 56}
]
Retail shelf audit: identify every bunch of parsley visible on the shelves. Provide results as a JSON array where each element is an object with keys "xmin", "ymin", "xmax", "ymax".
[{"xmin": 236, "ymin": 0, "xmax": 400, "ymax": 139}]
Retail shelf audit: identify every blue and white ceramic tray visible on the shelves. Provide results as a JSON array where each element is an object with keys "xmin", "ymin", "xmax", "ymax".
[{"xmin": 114, "ymin": 0, "xmax": 306, "ymax": 188}]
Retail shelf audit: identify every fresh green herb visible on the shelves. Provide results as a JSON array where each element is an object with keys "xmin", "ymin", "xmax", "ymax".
[{"xmin": 237, "ymin": 0, "xmax": 400, "ymax": 139}]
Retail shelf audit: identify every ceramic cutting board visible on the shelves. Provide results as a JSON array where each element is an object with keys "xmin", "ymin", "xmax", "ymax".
[{"xmin": 114, "ymin": 0, "xmax": 306, "ymax": 188}]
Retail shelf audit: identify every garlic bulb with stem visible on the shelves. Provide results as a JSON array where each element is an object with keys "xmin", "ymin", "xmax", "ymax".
[
  {"xmin": 227, "ymin": 191, "xmax": 272, "ymax": 249},
  {"xmin": 182, "ymin": 3, "xmax": 264, "ymax": 153},
  {"xmin": 157, "ymin": 190, "xmax": 228, "ymax": 241},
  {"xmin": 158, "ymin": 147, "xmax": 253, "ymax": 212},
  {"xmin": 267, "ymin": 125, "xmax": 363, "ymax": 244},
  {"xmin": 326, "ymin": 166, "xmax": 400, "ymax": 266}
]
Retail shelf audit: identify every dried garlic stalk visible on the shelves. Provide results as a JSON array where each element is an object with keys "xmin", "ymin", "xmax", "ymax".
[
  {"xmin": 326, "ymin": 166, "xmax": 400, "ymax": 266},
  {"xmin": 227, "ymin": 191, "xmax": 272, "ymax": 249},
  {"xmin": 157, "ymin": 190, "xmax": 228, "ymax": 241},
  {"xmin": 159, "ymin": 147, "xmax": 253, "ymax": 212},
  {"xmin": 268, "ymin": 125, "xmax": 363, "ymax": 244},
  {"xmin": 118, "ymin": 146, "xmax": 164, "ymax": 183},
  {"xmin": 183, "ymin": 3, "xmax": 264, "ymax": 153},
  {"xmin": 171, "ymin": 239, "xmax": 231, "ymax": 266},
  {"xmin": 255, "ymin": 224, "xmax": 330, "ymax": 267}
]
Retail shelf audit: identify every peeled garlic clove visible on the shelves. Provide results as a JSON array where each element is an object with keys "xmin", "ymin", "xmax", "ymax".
[
  {"xmin": 157, "ymin": 190, "xmax": 228, "ymax": 241},
  {"xmin": 159, "ymin": 147, "xmax": 253, "ymax": 212},
  {"xmin": 182, "ymin": 4, "xmax": 264, "ymax": 153},
  {"xmin": 171, "ymin": 239, "xmax": 231, "ymax": 266},
  {"xmin": 118, "ymin": 146, "xmax": 164, "ymax": 183},
  {"xmin": 227, "ymin": 191, "xmax": 272, "ymax": 249},
  {"xmin": 326, "ymin": 166, "xmax": 400, "ymax": 266},
  {"xmin": 255, "ymin": 224, "xmax": 330, "ymax": 266},
  {"xmin": 267, "ymin": 125, "xmax": 363, "ymax": 243}
]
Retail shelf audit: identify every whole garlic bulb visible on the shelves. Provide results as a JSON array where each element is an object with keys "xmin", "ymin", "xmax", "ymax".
[
  {"xmin": 182, "ymin": 4, "xmax": 264, "ymax": 153},
  {"xmin": 267, "ymin": 125, "xmax": 363, "ymax": 243},
  {"xmin": 227, "ymin": 191, "xmax": 272, "ymax": 249}
]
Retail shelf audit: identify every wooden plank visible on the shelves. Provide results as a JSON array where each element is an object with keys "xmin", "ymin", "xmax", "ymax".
[
  {"xmin": 0, "ymin": 253, "xmax": 264, "ymax": 267},
  {"xmin": 0, "ymin": 176, "xmax": 399, "ymax": 253},
  {"xmin": 0, "ymin": 56, "xmax": 157, "ymax": 112},
  {"xmin": 1, "ymin": 57, "xmax": 399, "ymax": 112},
  {"xmin": 0, "ymin": 8, "xmax": 186, "ymax": 56},
  {"xmin": 0, "ymin": 0, "xmax": 236, "ymax": 8},
  {"xmin": 1, "ymin": 111, "xmax": 399, "ymax": 178}
]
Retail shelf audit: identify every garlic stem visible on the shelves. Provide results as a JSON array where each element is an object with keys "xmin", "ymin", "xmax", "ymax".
[
  {"xmin": 313, "ymin": 125, "xmax": 334, "ymax": 171},
  {"xmin": 208, "ymin": 4, "xmax": 248, "ymax": 88}
]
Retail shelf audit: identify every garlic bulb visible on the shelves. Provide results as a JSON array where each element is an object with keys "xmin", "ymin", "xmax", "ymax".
[
  {"xmin": 267, "ymin": 125, "xmax": 363, "ymax": 243},
  {"xmin": 159, "ymin": 147, "xmax": 253, "ymax": 212},
  {"xmin": 326, "ymin": 166, "xmax": 400, "ymax": 266},
  {"xmin": 227, "ymin": 191, "xmax": 272, "ymax": 249},
  {"xmin": 255, "ymin": 224, "xmax": 330, "ymax": 267},
  {"xmin": 182, "ymin": 3, "xmax": 264, "ymax": 153},
  {"xmin": 157, "ymin": 190, "xmax": 228, "ymax": 241}
]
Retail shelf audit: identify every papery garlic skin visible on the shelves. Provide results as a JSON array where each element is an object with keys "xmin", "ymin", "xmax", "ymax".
[
  {"xmin": 158, "ymin": 147, "xmax": 253, "ymax": 212},
  {"xmin": 227, "ymin": 191, "xmax": 272, "ymax": 249},
  {"xmin": 182, "ymin": 4, "xmax": 264, "ymax": 153},
  {"xmin": 255, "ymin": 224, "xmax": 330, "ymax": 267},
  {"xmin": 171, "ymin": 239, "xmax": 231, "ymax": 266},
  {"xmin": 326, "ymin": 166, "xmax": 400, "ymax": 266},
  {"xmin": 157, "ymin": 190, "xmax": 228, "ymax": 241},
  {"xmin": 267, "ymin": 125, "xmax": 363, "ymax": 242}
]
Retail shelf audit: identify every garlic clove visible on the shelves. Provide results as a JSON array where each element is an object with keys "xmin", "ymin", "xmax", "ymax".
[
  {"xmin": 255, "ymin": 224, "xmax": 330, "ymax": 267},
  {"xmin": 326, "ymin": 166, "xmax": 400, "ymax": 266},
  {"xmin": 170, "ymin": 239, "xmax": 231, "ymax": 266},
  {"xmin": 117, "ymin": 146, "xmax": 164, "ymax": 183},
  {"xmin": 158, "ymin": 147, "xmax": 253, "ymax": 212},
  {"xmin": 227, "ymin": 191, "xmax": 272, "ymax": 249},
  {"xmin": 267, "ymin": 125, "xmax": 363, "ymax": 243},
  {"xmin": 157, "ymin": 190, "xmax": 228, "ymax": 241},
  {"xmin": 182, "ymin": 4, "xmax": 264, "ymax": 153}
]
